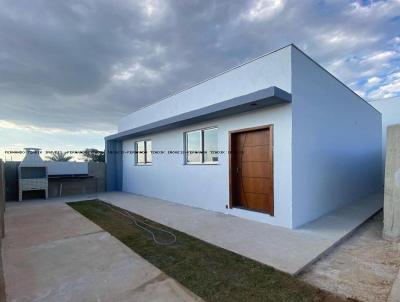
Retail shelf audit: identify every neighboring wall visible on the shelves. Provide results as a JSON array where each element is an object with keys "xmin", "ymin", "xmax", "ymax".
[
  {"xmin": 369, "ymin": 97, "xmax": 400, "ymax": 169},
  {"xmin": 88, "ymin": 162, "xmax": 106, "ymax": 192},
  {"xmin": 0, "ymin": 160, "xmax": 4, "ymax": 302},
  {"xmin": 0, "ymin": 160, "xmax": 5, "ymax": 237},
  {"xmin": 122, "ymin": 104, "xmax": 293, "ymax": 227},
  {"xmin": 4, "ymin": 162, "xmax": 18, "ymax": 201},
  {"xmin": 291, "ymin": 46, "xmax": 382, "ymax": 227}
]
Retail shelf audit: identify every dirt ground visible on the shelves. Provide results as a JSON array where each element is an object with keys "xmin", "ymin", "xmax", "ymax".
[{"xmin": 301, "ymin": 211, "xmax": 400, "ymax": 302}]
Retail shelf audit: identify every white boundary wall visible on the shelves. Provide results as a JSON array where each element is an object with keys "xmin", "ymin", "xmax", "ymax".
[{"xmin": 47, "ymin": 162, "xmax": 88, "ymax": 175}]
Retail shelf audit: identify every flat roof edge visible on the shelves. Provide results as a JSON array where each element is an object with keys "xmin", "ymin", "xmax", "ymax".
[
  {"xmin": 120, "ymin": 44, "xmax": 294, "ymax": 119},
  {"xmin": 106, "ymin": 86, "xmax": 291, "ymax": 141},
  {"xmin": 291, "ymin": 45, "xmax": 381, "ymax": 114}
]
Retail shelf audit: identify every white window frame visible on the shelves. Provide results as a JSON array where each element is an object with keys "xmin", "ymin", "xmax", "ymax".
[
  {"xmin": 135, "ymin": 140, "xmax": 152, "ymax": 165},
  {"xmin": 185, "ymin": 127, "xmax": 218, "ymax": 165}
]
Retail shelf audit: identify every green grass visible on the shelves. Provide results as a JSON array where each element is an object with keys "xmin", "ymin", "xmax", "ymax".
[{"xmin": 68, "ymin": 200, "xmax": 355, "ymax": 302}]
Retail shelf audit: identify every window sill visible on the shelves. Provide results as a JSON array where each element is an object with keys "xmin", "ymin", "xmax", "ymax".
[
  {"xmin": 185, "ymin": 162, "xmax": 219, "ymax": 166},
  {"xmin": 135, "ymin": 163, "xmax": 153, "ymax": 166}
]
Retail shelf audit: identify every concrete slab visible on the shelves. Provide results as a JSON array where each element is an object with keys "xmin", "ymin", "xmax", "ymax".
[
  {"xmin": 2, "ymin": 201, "xmax": 202, "ymax": 302},
  {"xmin": 4, "ymin": 202, "xmax": 101, "ymax": 249},
  {"xmin": 96, "ymin": 191, "xmax": 383, "ymax": 275}
]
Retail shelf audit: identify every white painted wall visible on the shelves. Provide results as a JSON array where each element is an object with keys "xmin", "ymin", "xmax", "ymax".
[
  {"xmin": 46, "ymin": 162, "xmax": 88, "ymax": 175},
  {"xmin": 291, "ymin": 47, "xmax": 382, "ymax": 228},
  {"xmin": 118, "ymin": 46, "xmax": 292, "ymax": 132},
  {"xmin": 119, "ymin": 46, "xmax": 294, "ymax": 228},
  {"xmin": 122, "ymin": 104, "xmax": 293, "ymax": 228},
  {"xmin": 369, "ymin": 97, "xmax": 400, "ymax": 169}
]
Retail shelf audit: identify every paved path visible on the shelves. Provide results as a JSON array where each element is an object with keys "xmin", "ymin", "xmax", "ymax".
[
  {"xmin": 2, "ymin": 200, "xmax": 202, "ymax": 302},
  {"xmin": 99, "ymin": 191, "xmax": 383, "ymax": 275}
]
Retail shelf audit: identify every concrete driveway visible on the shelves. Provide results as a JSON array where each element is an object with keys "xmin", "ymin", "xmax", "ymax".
[{"xmin": 2, "ymin": 200, "xmax": 202, "ymax": 302}]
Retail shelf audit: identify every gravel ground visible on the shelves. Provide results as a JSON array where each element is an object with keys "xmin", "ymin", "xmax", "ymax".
[{"xmin": 300, "ymin": 211, "xmax": 400, "ymax": 302}]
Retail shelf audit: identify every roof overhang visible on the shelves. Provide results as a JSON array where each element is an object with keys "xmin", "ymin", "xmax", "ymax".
[{"xmin": 106, "ymin": 86, "xmax": 291, "ymax": 142}]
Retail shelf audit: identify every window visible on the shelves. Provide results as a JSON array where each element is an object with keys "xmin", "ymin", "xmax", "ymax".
[
  {"xmin": 185, "ymin": 127, "xmax": 218, "ymax": 164},
  {"xmin": 136, "ymin": 140, "xmax": 152, "ymax": 165},
  {"xmin": 203, "ymin": 128, "xmax": 218, "ymax": 163},
  {"xmin": 186, "ymin": 130, "xmax": 202, "ymax": 163}
]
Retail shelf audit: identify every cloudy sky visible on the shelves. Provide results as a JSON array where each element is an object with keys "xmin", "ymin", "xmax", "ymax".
[{"xmin": 0, "ymin": 0, "xmax": 399, "ymax": 160}]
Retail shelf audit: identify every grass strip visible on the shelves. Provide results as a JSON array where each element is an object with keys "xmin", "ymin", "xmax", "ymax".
[{"xmin": 68, "ymin": 200, "xmax": 356, "ymax": 302}]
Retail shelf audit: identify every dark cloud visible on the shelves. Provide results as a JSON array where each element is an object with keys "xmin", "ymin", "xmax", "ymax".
[{"xmin": 0, "ymin": 0, "xmax": 399, "ymax": 138}]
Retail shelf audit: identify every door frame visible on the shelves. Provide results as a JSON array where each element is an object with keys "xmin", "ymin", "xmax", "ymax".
[{"xmin": 228, "ymin": 124, "xmax": 274, "ymax": 215}]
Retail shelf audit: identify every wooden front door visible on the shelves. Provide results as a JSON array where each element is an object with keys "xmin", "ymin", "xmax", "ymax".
[{"xmin": 230, "ymin": 126, "xmax": 274, "ymax": 215}]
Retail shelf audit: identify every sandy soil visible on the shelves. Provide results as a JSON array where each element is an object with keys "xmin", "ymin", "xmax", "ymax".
[{"xmin": 301, "ymin": 212, "xmax": 400, "ymax": 302}]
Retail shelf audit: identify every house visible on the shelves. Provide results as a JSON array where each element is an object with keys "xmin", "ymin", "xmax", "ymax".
[
  {"xmin": 105, "ymin": 44, "xmax": 382, "ymax": 229},
  {"xmin": 369, "ymin": 96, "xmax": 400, "ymax": 169}
]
